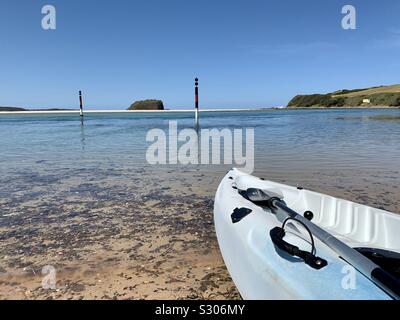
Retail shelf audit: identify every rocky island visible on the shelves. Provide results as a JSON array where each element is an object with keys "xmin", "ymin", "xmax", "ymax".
[
  {"xmin": 288, "ymin": 84, "xmax": 400, "ymax": 108},
  {"xmin": 128, "ymin": 100, "xmax": 164, "ymax": 111}
]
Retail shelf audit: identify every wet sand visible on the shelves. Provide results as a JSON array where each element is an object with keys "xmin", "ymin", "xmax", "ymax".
[
  {"xmin": 1, "ymin": 164, "xmax": 399, "ymax": 300},
  {"xmin": 0, "ymin": 168, "xmax": 240, "ymax": 300}
]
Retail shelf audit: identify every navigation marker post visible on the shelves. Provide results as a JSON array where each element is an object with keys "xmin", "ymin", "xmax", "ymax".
[
  {"xmin": 195, "ymin": 78, "xmax": 199, "ymax": 126},
  {"xmin": 79, "ymin": 91, "xmax": 84, "ymax": 117}
]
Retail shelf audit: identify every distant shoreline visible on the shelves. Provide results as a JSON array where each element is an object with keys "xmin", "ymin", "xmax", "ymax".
[
  {"xmin": 0, "ymin": 109, "xmax": 262, "ymax": 115},
  {"xmin": 0, "ymin": 106, "xmax": 399, "ymax": 115}
]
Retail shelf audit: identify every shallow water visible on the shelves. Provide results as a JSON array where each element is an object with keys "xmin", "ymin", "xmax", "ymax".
[
  {"xmin": 0, "ymin": 108, "xmax": 399, "ymax": 299},
  {"xmin": 1, "ymin": 109, "xmax": 399, "ymax": 207}
]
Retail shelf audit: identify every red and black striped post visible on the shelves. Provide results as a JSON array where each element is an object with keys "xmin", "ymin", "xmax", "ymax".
[
  {"xmin": 79, "ymin": 91, "xmax": 84, "ymax": 117},
  {"xmin": 195, "ymin": 78, "xmax": 199, "ymax": 125}
]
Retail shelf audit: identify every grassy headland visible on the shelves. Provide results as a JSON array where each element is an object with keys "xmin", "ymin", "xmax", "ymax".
[{"xmin": 288, "ymin": 84, "xmax": 400, "ymax": 108}]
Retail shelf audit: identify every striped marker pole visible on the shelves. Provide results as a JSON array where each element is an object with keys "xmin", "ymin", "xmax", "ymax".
[
  {"xmin": 195, "ymin": 78, "xmax": 199, "ymax": 126},
  {"xmin": 79, "ymin": 91, "xmax": 84, "ymax": 117}
]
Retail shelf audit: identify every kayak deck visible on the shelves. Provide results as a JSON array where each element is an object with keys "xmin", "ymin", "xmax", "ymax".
[
  {"xmin": 214, "ymin": 168, "xmax": 400, "ymax": 300},
  {"xmin": 234, "ymin": 172, "xmax": 400, "ymax": 252}
]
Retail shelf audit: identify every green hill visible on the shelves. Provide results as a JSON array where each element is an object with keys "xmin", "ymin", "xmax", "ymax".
[{"xmin": 288, "ymin": 84, "xmax": 400, "ymax": 108}]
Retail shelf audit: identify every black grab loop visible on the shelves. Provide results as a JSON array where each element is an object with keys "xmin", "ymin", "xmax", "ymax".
[{"xmin": 270, "ymin": 218, "xmax": 328, "ymax": 270}]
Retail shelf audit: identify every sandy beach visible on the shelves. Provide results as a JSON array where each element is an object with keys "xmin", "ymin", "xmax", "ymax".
[
  {"xmin": 0, "ymin": 109, "xmax": 259, "ymax": 115},
  {"xmin": 0, "ymin": 107, "xmax": 399, "ymax": 116},
  {"xmin": 0, "ymin": 169, "xmax": 240, "ymax": 300},
  {"xmin": 1, "ymin": 165, "xmax": 399, "ymax": 300}
]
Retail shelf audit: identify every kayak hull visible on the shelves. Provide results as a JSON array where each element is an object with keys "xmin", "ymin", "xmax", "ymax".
[{"xmin": 214, "ymin": 169, "xmax": 399, "ymax": 300}]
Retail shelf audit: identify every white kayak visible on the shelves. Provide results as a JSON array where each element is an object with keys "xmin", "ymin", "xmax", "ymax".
[{"xmin": 214, "ymin": 168, "xmax": 400, "ymax": 300}]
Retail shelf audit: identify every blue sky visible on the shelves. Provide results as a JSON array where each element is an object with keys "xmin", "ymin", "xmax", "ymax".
[{"xmin": 1, "ymin": 0, "xmax": 400, "ymax": 109}]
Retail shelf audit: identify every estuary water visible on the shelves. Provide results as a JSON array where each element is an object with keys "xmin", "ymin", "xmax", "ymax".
[
  {"xmin": 0, "ymin": 108, "xmax": 399, "ymax": 299},
  {"xmin": 1, "ymin": 108, "xmax": 399, "ymax": 202}
]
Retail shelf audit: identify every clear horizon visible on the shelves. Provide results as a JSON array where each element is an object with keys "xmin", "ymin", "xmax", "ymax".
[{"xmin": 1, "ymin": 0, "xmax": 400, "ymax": 110}]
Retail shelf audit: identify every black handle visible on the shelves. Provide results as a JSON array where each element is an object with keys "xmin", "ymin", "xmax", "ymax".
[{"xmin": 270, "ymin": 226, "xmax": 327, "ymax": 270}]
